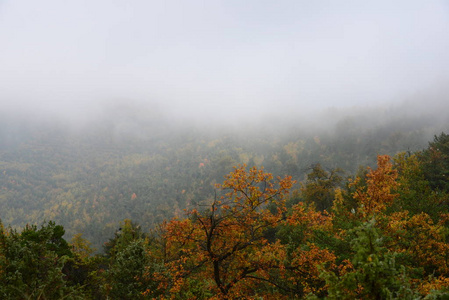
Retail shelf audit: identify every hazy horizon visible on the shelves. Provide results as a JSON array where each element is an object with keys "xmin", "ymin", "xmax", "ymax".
[{"xmin": 1, "ymin": 1, "xmax": 449, "ymax": 125}]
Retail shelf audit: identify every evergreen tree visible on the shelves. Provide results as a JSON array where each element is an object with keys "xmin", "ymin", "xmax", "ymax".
[{"xmin": 0, "ymin": 221, "xmax": 84, "ymax": 299}]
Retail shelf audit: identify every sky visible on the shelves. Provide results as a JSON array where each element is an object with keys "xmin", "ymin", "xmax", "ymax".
[{"xmin": 1, "ymin": 0, "xmax": 448, "ymax": 122}]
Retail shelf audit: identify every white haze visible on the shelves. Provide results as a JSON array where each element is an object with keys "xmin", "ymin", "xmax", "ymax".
[{"xmin": 0, "ymin": 0, "xmax": 449, "ymax": 125}]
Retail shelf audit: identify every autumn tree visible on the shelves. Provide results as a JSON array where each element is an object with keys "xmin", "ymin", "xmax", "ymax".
[
  {"xmin": 275, "ymin": 202, "xmax": 337, "ymax": 297},
  {"xmin": 329, "ymin": 154, "xmax": 449, "ymax": 297},
  {"xmin": 152, "ymin": 165, "xmax": 295, "ymax": 298},
  {"xmin": 349, "ymin": 155, "xmax": 399, "ymax": 221}
]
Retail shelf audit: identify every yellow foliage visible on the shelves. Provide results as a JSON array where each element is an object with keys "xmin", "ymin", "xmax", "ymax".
[{"xmin": 352, "ymin": 155, "xmax": 399, "ymax": 219}]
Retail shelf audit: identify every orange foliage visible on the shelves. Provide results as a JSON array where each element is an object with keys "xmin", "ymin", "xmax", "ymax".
[
  {"xmin": 418, "ymin": 276, "xmax": 449, "ymax": 295},
  {"xmin": 387, "ymin": 212, "xmax": 449, "ymax": 276},
  {"xmin": 285, "ymin": 243, "xmax": 336, "ymax": 295},
  {"xmin": 147, "ymin": 165, "xmax": 296, "ymax": 298},
  {"xmin": 145, "ymin": 157, "xmax": 449, "ymax": 298},
  {"xmin": 286, "ymin": 202, "xmax": 333, "ymax": 238},
  {"xmin": 351, "ymin": 155, "xmax": 399, "ymax": 219}
]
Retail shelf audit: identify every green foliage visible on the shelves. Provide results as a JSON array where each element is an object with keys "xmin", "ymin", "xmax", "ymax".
[
  {"xmin": 301, "ymin": 164, "xmax": 344, "ymax": 211},
  {"xmin": 393, "ymin": 152, "xmax": 446, "ymax": 220},
  {"xmin": 103, "ymin": 219, "xmax": 146, "ymax": 258},
  {"xmin": 101, "ymin": 219, "xmax": 155, "ymax": 299},
  {"xmin": 106, "ymin": 239, "xmax": 149, "ymax": 299},
  {"xmin": 0, "ymin": 221, "xmax": 84, "ymax": 299},
  {"xmin": 420, "ymin": 132, "xmax": 449, "ymax": 192},
  {"xmin": 321, "ymin": 219, "xmax": 419, "ymax": 300}
]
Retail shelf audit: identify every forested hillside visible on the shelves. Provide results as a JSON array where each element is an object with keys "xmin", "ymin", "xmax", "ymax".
[
  {"xmin": 1, "ymin": 132, "xmax": 449, "ymax": 298},
  {"xmin": 0, "ymin": 100, "xmax": 448, "ymax": 251},
  {"xmin": 2, "ymin": 0, "xmax": 449, "ymax": 297}
]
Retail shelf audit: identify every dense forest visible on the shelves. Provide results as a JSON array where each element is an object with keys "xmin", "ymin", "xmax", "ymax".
[
  {"xmin": 1, "ymin": 99, "xmax": 449, "ymax": 298},
  {"xmin": 1, "ymin": 99, "xmax": 448, "ymax": 250},
  {"xmin": 2, "ymin": 0, "xmax": 449, "ymax": 297}
]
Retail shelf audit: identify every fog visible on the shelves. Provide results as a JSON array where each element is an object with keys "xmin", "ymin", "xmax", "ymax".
[
  {"xmin": 3, "ymin": 1, "xmax": 449, "ymax": 252},
  {"xmin": 1, "ymin": 0, "xmax": 449, "ymax": 127}
]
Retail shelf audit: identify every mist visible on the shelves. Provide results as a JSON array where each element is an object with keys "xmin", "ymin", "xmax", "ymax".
[
  {"xmin": 3, "ymin": 1, "xmax": 449, "ymax": 255},
  {"xmin": 1, "ymin": 0, "xmax": 449, "ymax": 128}
]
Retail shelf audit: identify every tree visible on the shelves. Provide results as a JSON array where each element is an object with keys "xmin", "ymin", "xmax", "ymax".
[
  {"xmin": 301, "ymin": 164, "xmax": 344, "ymax": 211},
  {"xmin": 351, "ymin": 155, "xmax": 399, "ymax": 220},
  {"xmin": 102, "ymin": 219, "xmax": 150, "ymax": 299},
  {"xmin": 103, "ymin": 219, "xmax": 146, "ymax": 259},
  {"xmin": 392, "ymin": 152, "xmax": 446, "ymax": 219},
  {"xmin": 320, "ymin": 219, "xmax": 418, "ymax": 300},
  {"xmin": 107, "ymin": 239, "xmax": 150, "ymax": 299},
  {"xmin": 419, "ymin": 132, "xmax": 449, "ymax": 192},
  {"xmin": 70, "ymin": 233, "xmax": 95, "ymax": 262},
  {"xmin": 67, "ymin": 233, "xmax": 101, "ymax": 297},
  {"xmin": 151, "ymin": 165, "xmax": 295, "ymax": 298},
  {"xmin": 329, "ymin": 154, "xmax": 449, "ymax": 297},
  {"xmin": 0, "ymin": 221, "xmax": 84, "ymax": 299}
]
